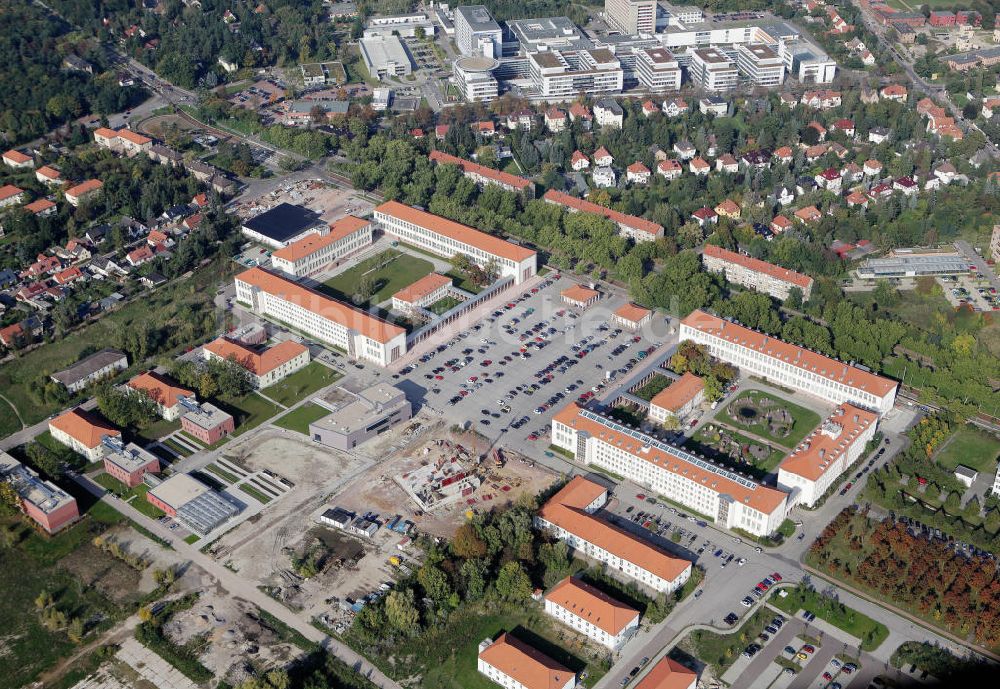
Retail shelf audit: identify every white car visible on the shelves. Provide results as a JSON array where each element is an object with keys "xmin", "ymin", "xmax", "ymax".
[{"xmin": 741, "ymin": 597, "xmax": 754, "ymax": 607}]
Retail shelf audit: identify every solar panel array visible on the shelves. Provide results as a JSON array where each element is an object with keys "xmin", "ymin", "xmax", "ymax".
[{"xmin": 579, "ymin": 409, "xmax": 758, "ymax": 490}]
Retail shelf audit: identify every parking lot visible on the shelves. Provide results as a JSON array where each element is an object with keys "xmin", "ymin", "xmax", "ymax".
[
  {"xmin": 938, "ymin": 274, "xmax": 999, "ymax": 311},
  {"xmin": 396, "ymin": 274, "xmax": 671, "ymax": 455}
]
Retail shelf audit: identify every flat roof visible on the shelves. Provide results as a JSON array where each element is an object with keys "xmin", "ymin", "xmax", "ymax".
[
  {"xmin": 359, "ymin": 35, "xmax": 412, "ymax": 70},
  {"xmin": 0, "ymin": 451, "xmax": 76, "ymax": 515},
  {"xmin": 103, "ymin": 440, "xmax": 159, "ymax": 474},
  {"xmin": 182, "ymin": 402, "xmax": 233, "ymax": 431},
  {"xmin": 310, "ymin": 383, "xmax": 407, "ymax": 436},
  {"xmin": 374, "ymin": 201, "xmax": 536, "ymax": 263},
  {"xmin": 149, "ymin": 473, "xmax": 209, "ymax": 508},
  {"xmin": 857, "ymin": 254, "xmax": 970, "ymax": 277},
  {"xmin": 242, "ymin": 203, "xmax": 325, "ymax": 243},
  {"xmin": 455, "ymin": 5, "xmax": 501, "ymax": 32}
]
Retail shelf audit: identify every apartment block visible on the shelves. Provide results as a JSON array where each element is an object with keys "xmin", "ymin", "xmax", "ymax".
[
  {"xmin": 203, "ymin": 334, "xmax": 311, "ymax": 387},
  {"xmin": 544, "ymin": 577, "xmax": 639, "ymax": 649},
  {"xmin": 478, "ymin": 634, "xmax": 575, "ymax": 689},
  {"xmin": 542, "ymin": 190, "xmax": 663, "ymax": 242},
  {"xmin": 234, "ymin": 267, "xmax": 407, "ymax": 366},
  {"xmin": 527, "ymin": 49, "xmax": 624, "ymax": 99},
  {"xmin": 605, "ymin": 0, "xmax": 657, "ymax": 35},
  {"xmin": 680, "ymin": 310, "xmax": 898, "ymax": 414},
  {"xmin": 634, "ymin": 47, "xmax": 682, "ymax": 91},
  {"xmin": 373, "ymin": 201, "xmax": 537, "ymax": 284},
  {"xmin": 778, "ymin": 404, "xmax": 878, "ymax": 506},
  {"xmin": 0, "ymin": 452, "xmax": 80, "ymax": 534},
  {"xmin": 702, "ymin": 245, "xmax": 813, "ymax": 301},
  {"xmin": 455, "ymin": 5, "xmax": 503, "ymax": 57},
  {"xmin": 552, "ymin": 406, "xmax": 788, "ymax": 537},
  {"xmin": 453, "ymin": 55, "xmax": 500, "ymax": 102},
  {"xmin": 536, "ymin": 476, "xmax": 692, "ymax": 593},
  {"xmin": 429, "ymin": 151, "xmax": 533, "ymax": 196},
  {"xmin": 735, "ymin": 44, "xmax": 785, "ymax": 87},
  {"xmin": 687, "ymin": 47, "xmax": 738, "ymax": 91},
  {"xmin": 271, "ymin": 216, "xmax": 373, "ymax": 278},
  {"xmin": 49, "ymin": 408, "xmax": 121, "ymax": 462}
]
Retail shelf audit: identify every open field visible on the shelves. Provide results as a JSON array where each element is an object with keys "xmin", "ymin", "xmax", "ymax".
[
  {"xmin": 770, "ymin": 585, "xmax": 889, "ymax": 651},
  {"xmin": 934, "ymin": 426, "xmax": 1000, "ymax": 474},
  {"xmin": 261, "ymin": 361, "xmax": 341, "ymax": 406},
  {"xmin": 216, "ymin": 392, "xmax": 283, "ymax": 436},
  {"xmin": 274, "ymin": 402, "xmax": 329, "ymax": 435},
  {"xmin": 0, "ymin": 259, "xmax": 232, "ymax": 432},
  {"xmin": 319, "ymin": 250, "xmax": 434, "ymax": 307}
]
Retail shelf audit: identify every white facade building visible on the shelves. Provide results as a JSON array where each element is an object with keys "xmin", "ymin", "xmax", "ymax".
[
  {"xmin": 687, "ymin": 47, "xmax": 739, "ymax": 91},
  {"xmin": 536, "ymin": 476, "xmax": 692, "ymax": 593},
  {"xmin": 778, "ymin": 404, "xmax": 878, "ymax": 506},
  {"xmin": 735, "ymin": 44, "xmax": 785, "ymax": 87},
  {"xmin": 634, "ymin": 47, "xmax": 682, "ymax": 91},
  {"xmin": 202, "ymin": 337, "xmax": 311, "ymax": 388},
  {"xmin": 453, "ymin": 56, "xmax": 499, "ymax": 102},
  {"xmin": 270, "ymin": 216, "xmax": 373, "ymax": 278},
  {"xmin": 551, "ymin": 406, "xmax": 789, "ymax": 537},
  {"xmin": 234, "ymin": 267, "xmax": 407, "ymax": 366},
  {"xmin": 605, "ymin": 0, "xmax": 657, "ymax": 35},
  {"xmin": 779, "ymin": 40, "xmax": 837, "ymax": 83},
  {"xmin": 454, "ymin": 6, "xmax": 503, "ymax": 58},
  {"xmin": 477, "ymin": 634, "xmax": 575, "ymax": 689},
  {"xmin": 680, "ymin": 310, "xmax": 898, "ymax": 414},
  {"xmin": 544, "ymin": 577, "xmax": 640, "ymax": 649},
  {"xmin": 702, "ymin": 244, "xmax": 813, "ymax": 301},
  {"xmin": 527, "ymin": 49, "xmax": 624, "ymax": 99},
  {"xmin": 373, "ymin": 201, "xmax": 537, "ymax": 284}
]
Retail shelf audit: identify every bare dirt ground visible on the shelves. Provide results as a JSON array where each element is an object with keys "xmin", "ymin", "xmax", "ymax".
[
  {"xmin": 164, "ymin": 592, "xmax": 305, "ymax": 686},
  {"xmin": 139, "ymin": 114, "xmax": 201, "ymax": 138},
  {"xmin": 233, "ymin": 179, "xmax": 372, "ymax": 224}
]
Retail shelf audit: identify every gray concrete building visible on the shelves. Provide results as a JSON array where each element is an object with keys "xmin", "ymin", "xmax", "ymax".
[
  {"xmin": 309, "ymin": 383, "xmax": 412, "ymax": 450},
  {"xmin": 51, "ymin": 349, "xmax": 128, "ymax": 392},
  {"xmin": 455, "ymin": 5, "xmax": 503, "ymax": 58}
]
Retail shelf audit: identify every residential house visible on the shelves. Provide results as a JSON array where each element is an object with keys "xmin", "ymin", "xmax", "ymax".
[
  {"xmin": 24, "ymin": 199, "xmax": 56, "ymax": 217},
  {"xmin": 699, "ymin": 96, "xmax": 728, "ymax": 116},
  {"xmin": 863, "ymin": 159, "xmax": 883, "ymax": 176},
  {"xmin": 505, "ymin": 110, "xmax": 534, "ymax": 131},
  {"xmin": 933, "ymin": 162, "xmax": 957, "ymax": 184},
  {"xmin": 771, "ymin": 214, "xmax": 792, "ymax": 233},
  {"xmin": 716, "ymin": 154, "xmax": 739, "ymax": 173},
  {"xmin": 626, "ymin": 162, "xmax": 651, "ymax": 185},
  {"xmin": 715, "ymin": 199, "xmax": 741, "ymax": 219},
  {"xmin": 661, "ymin": 97, "xmax": 688, "ymax": 117},
  {"xmin": 3, "ymin": 150, "xmax": 33, "ymax": 169},
  {"xmin": 127, "ymin": 245, "xmax": 155, "ymax": 266},
  {"xmin": 801, "ymin": 89, "xmax": 841, "ymax": 109},
  {"xmin": 657, "ymin": 159, "xmax": 683, "ymax": 180},
  {"xmin": 545, "ymin": 108, "xmax": 568, "ymax": 132},
  {"xmin": 692, "ymin": 207, "xmax": 718, "ymax": 226},
  {"xmin": 48, "ymin": 408, "xmax": 121, "ymax": 462},
  {"xmin": 846, "ymin": 191, "xmax": 869, "ymax": 208},
  {"xmin": 775, "ymin": 186, "xmax": 795, "ymax": 206},
  {"xmin": 830, "ymin": 119, "xmax": 855, "ymax": 137},
  {"xmin": 794, "ymin": 205, "xmax": 822, "ymax": 224},
  {"xmin": 568, "ymin": 102, "xmax": 592, "ymax": 129},
  {"xmin": 592, "ymin": 166, "xmax": 617, "ymax": 188},
  {"xmin": 880, "ymin": 84, "xmax": 907, "ymax": 102},
  {"xmin": 592, "ymin": 147, "xmax": 613, "ymax": 168},
  {"xmin": 594, "ymin": 99, "xmax": 624, "ymax": 128},
  {"xmin": 641, "ymin": 100, "xmax": 659, "ymax": 117},
  {"xmin": 807, "ymin": 121, "xmax": 827, "ymax": 141},
  {"xmin": 65, "ymin": 180, "xmax": 103, "ymax": 206},
  {"xmin": 570, "ymin": 151, "xmax": 590, "ymax": 171},
  {"xmin": 894, "ymin": 176, "xmax": 918, "ymax": 196},
  {"xmin": 816, "ymin": 168, "xmax": 842, "ymax": 193},
  {"xmin": 773, "ymin": 146, "xmax": 793, "ymax": 164},
  {"xmin": 35, "ymin": 166, "xmax": 62, "ymax": 185},
  {"xmin": 868, "ymin": 127, "xmax": 890, "ymax": 144},
  {"xmin": 0, "ymin": 185, "xmax": 27, "ymax": 208},
  {"xmin": 126, "ymin": 371, "xmax": 195, "ymax": 421},
  {"xmin": 689, "ymin": 157, "xmax": 710, "ymax": 176},
  {"xmin": 673, "ymin": 141, "xmax": 695, "ymax": 159}
]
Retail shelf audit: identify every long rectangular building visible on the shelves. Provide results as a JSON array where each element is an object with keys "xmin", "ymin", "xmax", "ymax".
[
  {"xmin": 778, "ymin": 404, "xmax": 877, "ymax": 507},
  {"xmin": 702, "ymin": 244, "xmax": 813, "ymax": 301},
  {"xmin": 551, "ymin": 405, "xmax": 789, "ymax": 537},
  {"xmin": 679, "ymin": 310, "xmax": 898, "ymax": 414},
  {"xmin": 234, "ymin": 267, "xmax": 407, "ymax": 366},
  {"xmin": 542, "ymin": 189, "xmax": 663, "ymax": 242},
  {"xmin": 478, "ymin": 633, "xmax": 575, "ymax": 689},
  {"xmin": 271, "ymin": 216, "xmax": 373, "ymax": 278},
  {"xmin": 536, "ymin": 476, "xmax": 692, "ymax": 593},
  {"xmin": 373, "ymin": 201, "xmax": 537, "ymax": 284},
  {"xmin": 429, "ymin": 150, "xmax": 534, "ymax": 196},
  {"xmin": 544, "ymin": 576, "xmax": 639, "ymax": 650}
]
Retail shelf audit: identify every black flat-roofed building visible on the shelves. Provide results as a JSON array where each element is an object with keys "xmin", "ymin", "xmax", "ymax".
[{"xmin": 241, "ymin": 203, "xmax": 327, "ymax": 248}]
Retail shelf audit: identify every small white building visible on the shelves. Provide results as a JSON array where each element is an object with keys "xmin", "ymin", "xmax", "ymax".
[{"xmin": 955, "ymin": 465, "xmax": 978, "ymax": 489}]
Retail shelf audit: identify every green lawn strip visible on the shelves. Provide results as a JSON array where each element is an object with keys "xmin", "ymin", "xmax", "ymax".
[
  {"xmin": 686, "ymin": 606, "xmax": 774, "ymax": 675},
  {"xmin": 934, "ymin": 426, "xmax": 1000, "ymax": 474},
  {"xmin": 274, "ymin": 401, "xmax": 329, "ymax": 435},
  {"xmin": 238, "ymin": 483, "xmax": 272, "ymax": 504},
  {"xmin": 546, "ymin": 444, "xmax": 574, "ymax": 460},
  {"xmin": 203, "ymin": 463, "xmax": 239, "ymax": 484},
  {"xmin": 631, "ymin": 374, "xmax": 673, "ymax": 402},
  {"xmin": 162, "ymin": 438, "xmax": 193, "ymax": 457},
  {"xmin": 147, "ymin": 444, "xmax": 179, "ymax": 463},
  {"xmin": 427, "ymin": 295, "xmax": 464, "ymax": 315},
  {"xmin": 92, "ymin": 473, "xmax": 144, "ymax": 500},
  {"xmin": 183, "ymin": 533, "xmax": 201, "ymax": 544},
  {"xmin": 261, "ymin": 361, "xmax": 342, "ymax": 406},
  {"xmin": 216, "ymin": 392, "xmax": 283, "ymax": 436},
  {"xmin": 248, "ymin": 477, "xmax": 281, "ymax": 498},
  {"xmin": 178, "ymin": 431, "xmax": 207, "ymax": 449},
  {"xmin": 720, "ymin": 390, "xmax": 821, "ymax": 448},
  {"xmin": 126, "ymin": 485, "xmax": 165, "ymax": 519},
  {"xmin": 769, "ymin": 585, "xmax": 888, "ymax": 651},
  {"xmin": 34, "ymin": 430, "xmax": 67, "ymax": 454},
  {"xmin": 320, "ymin": 250, "xmax": 435, "ymax": 306},
  {"xmin": 0, "ymin": 395, "xmax": 22, "ymax": 439}
]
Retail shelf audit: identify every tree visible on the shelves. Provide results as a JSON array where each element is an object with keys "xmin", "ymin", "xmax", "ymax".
[
  {"xmin": 96, "ymin": 385, "xmax": 159, "ymax": 428},
  {"xmin": 384, "ymin": 588, "xmax": 420, "ymax": 635},
  {"xmin": 494, "ymin": 561, "xmax": 532, "ymax": 602},
  {"xmin": 703, "ymin": 376, "xmax": 724, "ymax": 403},
  {"xmin": 67, "ymin": 617, "xmax": 84, "ymax": 643},
  {"xmin": 460, "ymin": 558, "xmax": 488, "ymax": 601},
  {"xmin": 785, "ymin": 286, "xmax": 804, "ymax": 309},
  {"xmin": 661, "ymin": 415, "xmax": 681, "ymax": 431},
  {"xmin": 418, "ymin": 564, "xmax": 452, "ymax": 603},
  {"xmin": 452, "ymin": 523, "xmax": 487, "ymax": 559}
]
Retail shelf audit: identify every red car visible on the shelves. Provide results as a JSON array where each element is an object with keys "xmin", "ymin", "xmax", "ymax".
[
  {"xmin": 822, "ymin": 672, "xmax": 833, "ymax": 681},
  {"xmin": 771, "ymin": 572, "xmax": 782, "ymax": 582},
  {"xmin": 636, "ymin": 493, "xmax": 646, "ymax": 500}
]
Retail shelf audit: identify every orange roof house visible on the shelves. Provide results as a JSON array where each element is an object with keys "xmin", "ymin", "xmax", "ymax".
[
  {"xmin": 560, "ymin": 284, "xmax": 600, "ymax": 309},
  {"xmin": 392, "ymin": 273, "xmax": 452, "ymax": 305},
  {"xmin": 478, "ymin": 633, "xmax": 575, "ymax": 689},
  {"xmin": 650, "ymin": 372, "xmax": 705, "ymax": 415},
  {"xmin": 126, "ymin": 371, "xmax": 194, "ymax": 411},
  {"xmin": 203, "ymin": 337, "xmax": 308, "ymax": 377},
  {"xmin": 794, "ymin": 205, "xmax": 822, "ymax": 224},
  {"xmin": 49, "ymin": 408, "xmax": 120, "ymax": 450},
  {"xmin": 544, "ymin": 576, "xmax": 639, "ymax": 638},
  {"xmin": 714, "ymin": 198, "xmax": 741, "ymax": 219},
  {"xmin": 612, "ymin": 303, "xmax": 652, "ymax": 328},
  {"xmin": 635, "ymin": 658, "xmax": 698, "ymax": 689}
]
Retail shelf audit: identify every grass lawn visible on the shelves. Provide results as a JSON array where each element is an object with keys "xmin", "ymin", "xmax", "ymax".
[
  {"xmin": 319, "ymin": 250, "xmax": 434, "ymax": 306},
  {"xmin": 0, "ymin": 259, "xmax": 232, "ymax": 432},
  {"xmin": 184, "ymin": 533, "xmax": 201, "ymax": 544},
  {"xmin": 204, "ymin": 463, "xmax": 239, "ymax": 484},
  {"xmin": 261, "ymin": 361, "xmax": 342, "ymax": 406},
  {"xmin": 719, "ymin": 390, "xmax": 821, "ymax": 448},
  {"xmin": 93, "ymin": 472, "xmax": 142, "ymax": 499},
  {"xmin": 178, "ymin": 431, "xmax": 206, "ymax": 448},
  {"xmin": 770, "ymin": 585, "xmax": 889, "ymax": 651},
  {"xmin": 162, "ymin": 438, "xmax": 193, "ymax": 457},
  {"xmin": 444, "ymin": 269, "xmax": 483, "ymax": 295},
  {"xmin": 427, "ymin": 295, "xmax": 464, "ymax": 315},
  {"xmin": 126, "ymin": 485, "xmax": 165, "ymax": 519},
  {"xmin": 133, "ymin": 418, "xmax": 181, "ymax": 444},
  {"xmin": 0, "ymin": 395, "xmax": 21, "ymax": 438},
  {"xmin": 274, "ymin": 402, "xmax": 329, "ymax": 435},
  {"xmin": 934, "ymin": 426, "xmax": 1000, "ymax": 474},
  {"xmin": 239, "ymin": 483, "xmax": 272, "ymax": 504},
  {"xmin": 216, "ymin": 392, "xmax": 283, "ymax": 436},
  {"xmin": 631, "ymin": 374, "xmax": 674, "ymax": 402},
  {"xmin": 360, "ymin": 602, "xmax": 608, "ymax": 689}
]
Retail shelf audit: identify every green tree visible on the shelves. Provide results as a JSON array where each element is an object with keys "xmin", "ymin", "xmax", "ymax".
[
  {"xmin": 494, "ymin": 561, "xmax": 532, "ymax": 602},
  {"xmin": 418, "ymin": 564, "xmax": 452, "ymax": 603},
  {"xmin": 384, "ymin": 588, "xmax": 420, "ymax": 635}
]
